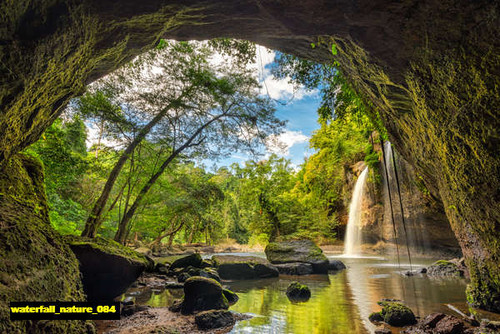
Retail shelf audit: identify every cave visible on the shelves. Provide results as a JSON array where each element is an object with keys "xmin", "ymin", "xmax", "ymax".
[{"xmin": 0, "ymin": 0, "xmax": 499, "ymax": 326}]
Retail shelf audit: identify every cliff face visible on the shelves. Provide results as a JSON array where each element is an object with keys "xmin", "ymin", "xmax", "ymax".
[{"xmin": 1, "ymin": 0, "xmax": 499, "ymax": 312}]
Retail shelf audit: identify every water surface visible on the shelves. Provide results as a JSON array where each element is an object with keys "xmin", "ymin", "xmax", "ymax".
[{"xmin": 126, "ymin": 254, "xmax": 476, "ymax": 333}]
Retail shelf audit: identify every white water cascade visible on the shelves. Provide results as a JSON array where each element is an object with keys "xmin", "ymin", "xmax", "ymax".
[{"xmin": 344, "ymin": 167, "xmax": 369, "ymax": 256}]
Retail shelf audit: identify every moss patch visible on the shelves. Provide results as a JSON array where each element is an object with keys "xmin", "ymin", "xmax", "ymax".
[{"xmin": 0, "ymin": 154, "xmax": 88, "ymax": 333}]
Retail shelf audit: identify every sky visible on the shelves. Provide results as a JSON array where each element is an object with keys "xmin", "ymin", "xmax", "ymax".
[
  {"xmin": 85, "ymin": 44, "xmax": 322, "ymax": 170},
  {"xmin": 202, "ymin": 45, "xmax": 321, "ymax": 170}
]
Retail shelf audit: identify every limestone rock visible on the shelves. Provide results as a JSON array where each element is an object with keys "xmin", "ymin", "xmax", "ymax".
[
  {"xmin": 67, "ymin": 236, "xmax": 151, "ymax": 301},
  {"xmin": 169, "ymin": 253, "xmax": 202, "ymax": 270},
  {"xmin": 286, "ymin": 282, "xmax": 311, "ymax": 302},
  {"xmin": 177, "ymin": 276, "xmax": 230, "ymax": 315},
  {"xmin": 213, "ymin": 255, "xmax": 278, "ymax": 280},
  {"xmin": 195, "ymin": 310, "xmax": 235, "ymax": 330},
  {"xmin": 265, "ymin": 240, "xmax": 329, "ymax": 274},
  {"xmin": 274, "ymin": 262, "xmax": 314, "ymax": 275}
]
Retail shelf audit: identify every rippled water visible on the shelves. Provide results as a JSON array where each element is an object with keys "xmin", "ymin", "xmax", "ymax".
[{"xmin": 125, "ymin": 253, "xmax": 496, "ymax": 334}]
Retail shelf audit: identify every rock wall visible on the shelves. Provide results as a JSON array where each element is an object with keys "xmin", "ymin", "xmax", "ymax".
[
  {"xmin": 0, "ymin": 154, "xmax": 88, "ymax": 333},
  {"xmin": 0, "ymin": 0, "xmax": 498, "ymax": 312}
]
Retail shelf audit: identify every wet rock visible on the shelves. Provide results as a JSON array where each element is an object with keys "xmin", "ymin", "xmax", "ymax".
[
  {"xmin": 178, "ymin": 276, "xmax": 230, "ymax": 314},
  {"xmin": 420, "ymin": 267, "xmax": 427, "ymax": 274},
  {"xmin": 164, "ymin": 282, "xmax": 184, "ymax": 289},
  {"xmin": 378, "ymin": 301, "xmax": 417, "ymax": 327},
  {"xmin": 374, "ymin": 327, "xmax": 391, "ymax": 334},
  {"xmin": 134, "ymin": 247, "xmax": 152, "ymax": 256},
  {"xmin": 155, "ymin": 262, "xmax": 169, "ymax": 274},
  {"xmin": 223, "ymin": 289, "xmax": 239, "ymax": 305},
  {"xmin": 422, "ymin": 312, "xmax": 447, "ymax": 328},
  {"xmin": 265, "ymin": 240, "xmax": 329, "ymax": 274},
  {"xmin": 274, "ymin": 262, "xmax": 314, "ymax": 275},
  {"xmin": 200, "ymin": 259, "xmax": 215, "ymax": 268},
  {"xmin": 186, "ymin": 266, "xmax": 221, "ymax": 282},
  {"xmin": 434, "ymin": 315, "xmax": 465, "ymax": 333},
  {"xmin": 427, "ymin": 260, "xmax": 464, "ymax": 277},
  {"xmin": 369, "ymin": 312, "xmax": 384, "ymax": 323},
  {"xmin": 67, "ymin": 236, "xmax": 152, "ymax": 301},
  {"xmin": 254, "ymin": 263, "xmax": 280, "ymax": 278},
  {"xmin": 286, "ymin": 282, "xmax": 311, "ymax": 302},
  {"xmin": 170, "ymin": 253, "xmax": 202, "ymax": 270},
  {"xmin": 195, "ymin": 310, "xmax": 235, "ymax": 330},
  {"xmin": 177, "ymin": 272, "xmax": 191, "ymax": 283},
  {"xmin": 484, "ymin": 320, "xmax": 500, "ymax": 331},
  {"xmin": 328, "ymin": 259, "xmax": 346, "ymax": 271},
  {"xmin": 122, "ymin": 296, "xmax": 135, "ymax": 306},
  {"xmin": 213, "ymin": 255, "xmax": 279, "ymax": 280}
]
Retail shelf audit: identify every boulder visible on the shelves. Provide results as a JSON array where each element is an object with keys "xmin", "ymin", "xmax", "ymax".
[
  {"xmin": 286, "ymin": 282, "xmax": 311, "ymax": 302},
  {"xmin": 328, "ymin": 259, "xmax": 346, "ymax": 271},
  {"xmin": 274, "ymin": 263, "xmax": 314, "ymax": 275},
  {"xmin": 422, "ymin": 313, "xmax": 447, "ymax": 328},
  {"xmin": 170, "ymin": 253, "xmax": 202, "ymax": 270},
  {"xmin": 0, "ymin": 154, "xmax": 88, "ymax": 333},
  {"xmin": 376, "ymin": 301, "xmax": 417, "ymax": 327},
  {"xmin": 427, "ymin": 260, "xmax": 464, "ymax": 277},
  {"xmin": 134, "ymin": 247, "xmax": 152, "ymax": 256},
  {"xmin": 434, "ymin": 315, "xmax": 466, "ymax": 333},
  {"xmin": 369, "ymin": 312, "xmax": 384, "ymax": 323},
  {"xmin": 213, "ymin": 255, "xmax": 278, "ymax": 280},
  {"xmin": 195, "ymin": 310, "xmax": 235, "ymax": 330},
  {"xmin": 185, "ymin": 266, "xmax": 221, "ymax": 283},
  {"xmin": 223, "ymin": 289, "xmax": 239, "ymax": 305},
  {"xmin": 67, "ymin": 236, "xmax": 153, "ymax": 301},
  {"xmin": 265, "ymin": 240, "xmax": 329, "ymax": 274},
  {"xmin": 177, "ymin": 272, "xmax": 191, "ymax": 283},
  {"xmin": 176, "ymin": 276, "xmax": 230, "ymax": 314}
]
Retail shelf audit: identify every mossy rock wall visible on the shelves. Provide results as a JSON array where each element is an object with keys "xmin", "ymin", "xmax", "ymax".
[
  {"xmin": 0, "ymin": 0, "xmax": 499, "ymax": 313},
  {"xmin": 0, "ymin": 154, "xmax": 88, "ymax": 333}
]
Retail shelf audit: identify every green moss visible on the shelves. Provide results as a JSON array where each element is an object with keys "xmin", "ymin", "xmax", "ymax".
[
  {"xmin": 377, "ymin": 301, "xmax": 416, "ymax": 326},
  {"xmin": 65, "ymin": 235, "xmax": 152, "ymax": 268},
  {"xmin": 0, "ymin": 154, "xmax": 88, "ymax": 333}
]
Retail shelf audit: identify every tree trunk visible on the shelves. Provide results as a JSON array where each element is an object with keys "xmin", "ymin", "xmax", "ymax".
[{"xmin": 81, "ymin": 98, "xmax": 186, "ymax": 238}]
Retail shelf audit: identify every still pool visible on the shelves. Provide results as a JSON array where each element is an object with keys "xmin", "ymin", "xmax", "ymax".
[{"xmin": 123, "ymin": 254, "xmax": 498, "ymax": 333}]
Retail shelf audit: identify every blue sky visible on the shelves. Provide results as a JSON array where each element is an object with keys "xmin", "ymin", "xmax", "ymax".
[{"xmin": 202, "ymin": 46, "xmax": 322, "ymax": 170}]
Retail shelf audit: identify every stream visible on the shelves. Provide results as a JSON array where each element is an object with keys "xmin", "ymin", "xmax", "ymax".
[{"xmin": 118, "ymin": 252, "xmax": 495, "ymax": 333}]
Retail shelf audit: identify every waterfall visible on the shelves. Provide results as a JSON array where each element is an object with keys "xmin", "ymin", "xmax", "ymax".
[{"xmin": 344, "ymin": 167, "xmax": 369, "ymax": 256}]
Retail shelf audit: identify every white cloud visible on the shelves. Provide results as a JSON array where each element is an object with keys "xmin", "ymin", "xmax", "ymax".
[{"xmin": 266, "ymin": 130, "xmax": 309, "ymax": 156}]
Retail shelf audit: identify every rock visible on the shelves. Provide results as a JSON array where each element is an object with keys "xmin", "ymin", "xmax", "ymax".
[
  {"xmin": 427, "ymin": 260, "xmax": 464, "ymax": 277},
  {"xmin": 186, "ymin": 266, "xmax": 221, "ymax": 282},
  {"xmin": 67, "ymin": 236, "xmax": 153, "ymax": 301},
  {"xmin": 195, "ymin": 310, "xmax": 235, "ymax": 330},
  {"xmin": 265, "ymin": 240, "xmax": 329, "ymax": 274},
  {"xmin": 374, "ymin": 327, "xmax": 391, "ymax": 334},
  {"xmin": 177, "ymin": 272, "xmax": 191, "ymax": 283},
  {"xmin": 274, "ymin": 263, "xmax": 314, "ymax": 275},
  {"xmin": 178, "ymin": 276, "xmax": 230, "ymax": 314},
  {"xmin": 420, "ymin": 267, "xmax": 427, "ymax": 274},
  {"xmin": 223, "ymin": 289, "xmax": 239, "ymax": 305},
  {"xmin": 155, "ymin": 262, "xmax": 170, "ymax": 274},
  {"xmin": 378, "ymin": 301, "xmax": 417, "ymax": 327},
  {"xmin": 170, "ymin": 253, "xmax": 202, "ymax": 270},
  {"xmin": 484, "ymin": 320, "xmax": 500, "ymax": 331},
  {"xmin": 369, "ymin": 312, "xmax": 384, "ymax": 323},
  {"xmin": 165, "ymin": 282, "xmax": 184, "ymax": 289},
  {"xmin": 0, "ymin": 154, "xmax": 89, "ymax": 333},
  {"xmin": 200, "ymin": 259, "xmax": 214, "ymax": 268},
  {"xmin": 286, "ymin": 282, "xmax": 311, "ymax": 302},
  {"xmin": 213, "ymin": 255, "xmax": 279, "ymax": 280},
  {"xmin": 254, "ymin": 263, "xmax": 280, "ymax": 278},
  {"xmin": 122, "ymin": 296, "xmax": 135, "ymax": 306},
  {"xmin": 168, "ymin": 299, "xmax": 183, "ymax": 312},
  {"xmin": 434, "ymin": 315, "xmax": 465, "ymax": 333},
  {"xmin": 422, "ymin": 313, "xmax": 447, "ymax": 328},
  {"xmin": 134, "ymin": 247, "xmax": 152, "ymax": 256},
  {"xmin": 328, "ymin": 259, "xmax": 346, "ymax": 271}
]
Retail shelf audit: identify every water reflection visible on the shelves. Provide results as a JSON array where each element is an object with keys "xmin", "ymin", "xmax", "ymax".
[{"xmin": 125, "ymin": 255, "xmax": 472, "ymax": 334}]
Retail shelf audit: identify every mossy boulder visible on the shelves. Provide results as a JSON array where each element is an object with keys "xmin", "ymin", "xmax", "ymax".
[
  {"xmin": 195, "ymin": 310, "xmax": 235, "ymax": 330},
  {"xmin": 376, "ymin": 301, "xmax": 417, "ymax": 327},
  {"xmin": 178, "ymin": 276, "xmax": 230, "ymax": 315},
  {"xmin": 223, "ymin": 289, "xmax": 239, "ymax": 305},
  {"xmin": 427, "ymin": 260, "xmax": 464, "ymax": 277},
  {"xmin": 265, "ymin": 240, "xmax": 329, "ymax": 274},
  {"xmin": 213, "ymin": 255, "xmax": 278, "ymax": 280},
  {"xmin": 274, "ymin": 262, "xmax": 314, "ymax": 275},
  {"xmin": 169, "ymin": 253, "xmax": 202, "ymax": 270},
  {"xmin": 286, "ymin": 282, "xmax": 311, "ymax": 302},
  {"xmin": 0, "ymin": 154, "xmax": 88, "ymax": 333},
  {"xmin": 66, "ymin": 235, "xmax": 153, "ymax": 301}
]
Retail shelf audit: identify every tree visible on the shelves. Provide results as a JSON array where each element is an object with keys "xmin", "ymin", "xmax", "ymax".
[{"xmin": 79, "ymin": 40, "xmax": 283, "ymax": 241}]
